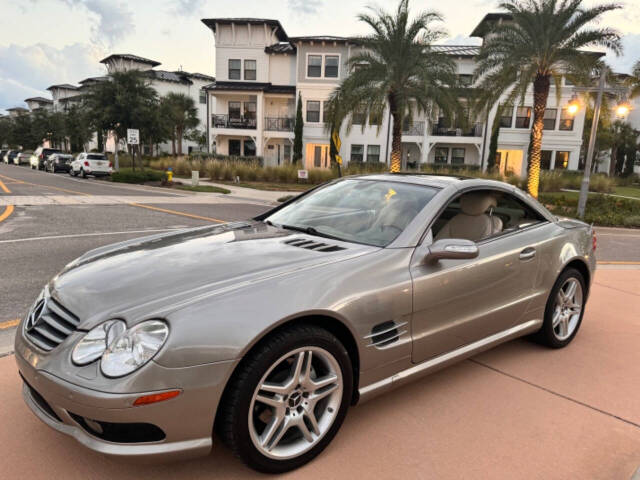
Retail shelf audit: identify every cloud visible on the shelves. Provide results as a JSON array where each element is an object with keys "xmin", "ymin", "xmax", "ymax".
[
  {"xmin": 62, "ymin": 0, "xmax": 135, "ymax": 47},
  {"xmin": 169, "ymin": 0, "xmax": 205, "ymax": 16},
  {"xmin": 288, "ymin": 0, "xmax": 323, "ymax": 16},
  {"xmin": 607, "ymin": 34, "xmax": 640, "ymax": 74},
  {"xmin": 0, "ymin": 43, "xmax": 105, "ymax": 112}
]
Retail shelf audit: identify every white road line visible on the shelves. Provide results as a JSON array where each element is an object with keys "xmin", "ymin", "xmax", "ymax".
[{"xmin": 0, "ymin": 228, "xmax": 182, "ymax": 244}]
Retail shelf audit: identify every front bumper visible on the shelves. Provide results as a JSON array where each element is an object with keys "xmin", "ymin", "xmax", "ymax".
[{"xmin": 15, "ymin": 338, "xmax": 238, "ymax": 461}]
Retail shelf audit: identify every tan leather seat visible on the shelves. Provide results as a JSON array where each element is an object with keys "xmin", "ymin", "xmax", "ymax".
[{"xmin": 435, "ymin": 192, "xmax": 503, "ymax": 242}]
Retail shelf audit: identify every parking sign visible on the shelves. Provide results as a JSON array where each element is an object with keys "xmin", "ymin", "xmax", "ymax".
[{"xmin": 127, "ymin": 129, "xmax": 139, "ymax": 145}]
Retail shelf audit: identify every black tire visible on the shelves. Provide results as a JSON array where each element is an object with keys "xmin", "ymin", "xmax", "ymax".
[
  {"xmin": 217, "ymin": 324, "xmax": 353, "ymax": 473},
  {"xmin": 535, "ymin": 267, "xmax": 586, "ymax": 348},
  {"xmin": 81, "ymin": 169, "xmax": 87, "ymax": 179}
]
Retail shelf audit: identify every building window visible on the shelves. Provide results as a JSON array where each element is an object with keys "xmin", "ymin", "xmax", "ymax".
[
  {"xmin": 322, "ymin": 101, "xmax": 329, "ymax": 123},
  {"xmin": 541, "ymin": 150, "xmax": 553, "ymax": 169},
  {"xmin": 244, "ymin": 60, "xmax": 256, "ymax": 80},
  {"xmin": 369, "ymin": 110, "xmax": 382, "ymax": 126},
  {"xmin": 350, "ymin": 144, "xmax": 364, "ymax": 163},
  {"xmin": 559, "ymin": 109, "xmax": 575, "ymax": 131},
  {"xmin": 229, "ymin": 139, "xmax": 241, "ymax": 155},
  {"xmin": 543, "ymin": 108, "xmax": 557, "ymax": 130},
  {"xmin": 352, "ymin": 104, "xmax": 366, "ymax": 125},
  {"xmin": 244, "ymin": 139, "xmax": 256, "ymax": 157},
  {"xmin": 515, "ymin": 107, "xmax": 532, "ymax": 128},
  {"xmin": 199, "ymin": 90, "xmax": 206, "ymax": 104},
  {"xmin": 367, "ymin": 145, "xmax": 380, "ymax": 163},
  {"xmin": 434, "ymin": 147, "xmax": 448, "ymax": 164},
  {"xmin": 228, "ymin": 101, "xmax": 241, "ymax": 119},
  {"xmin": 451, "ymin": 148, "xmax": 465, "ymax": 165},
  {"xmin": 458, "ymin": 74, "xmax": 473, "ymax": 87},
  {"xmin": 306, "ymin": 101, "xmax": 320, "ymax": 122},
  {"xmin": 555, "ymin": 151, "xmax": 569, "ymax": 169},
  {"xmin": 307, "ymin": 55, "xmax": 322, "ymax": 77},
  {"xmin": 325, "ymin": 56, "xmax": 339, "ymax": 78},
  {"xmin": 244, "ymin": 101, "xmax": 256, "ymax": 126},
  {"xmin": 499, "ymin": 106, "xmax": 513, "ymax": 128},
  {"xmin": 228, "ymin": 59, "xmax": 241, "ymax": 80},
  {"xmin": 284, "ymin": 144, "xmax": 291, "ymax": 163}
]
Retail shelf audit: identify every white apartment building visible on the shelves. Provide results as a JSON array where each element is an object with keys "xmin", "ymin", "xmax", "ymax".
[{"xmin": 202, "ymin": 15, "xmax": 591, "ymax": 176}]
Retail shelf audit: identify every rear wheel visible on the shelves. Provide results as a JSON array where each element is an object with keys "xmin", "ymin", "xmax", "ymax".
[
  {"xmin": 537, "ymin": 268, "xmax": 586, "ymax": 348},
  {"xmin": 81, "ymin": 168, "xmax": 87, "ymax": 179},
  {"xmin": 217, "ymin": 325, "xmax": 352, "ymax": 473}
]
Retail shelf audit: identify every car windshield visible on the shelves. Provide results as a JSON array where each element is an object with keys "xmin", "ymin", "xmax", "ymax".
[
  {"xmin": 87, "ymin": 154, "xmax": 106, "ymax": 160},
  {"xmin": 266, "ymin": 179, "xmax": 438, "ymax": 247}
]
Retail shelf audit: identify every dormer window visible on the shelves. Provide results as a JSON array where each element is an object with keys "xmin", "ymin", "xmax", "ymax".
[
  {"xmin": 229, "ymin": 59, "xmax": 241, "ymax": 80},
  {"xmin": 244, "ymin": 60, "xmax": 256, "ymax": 80}
]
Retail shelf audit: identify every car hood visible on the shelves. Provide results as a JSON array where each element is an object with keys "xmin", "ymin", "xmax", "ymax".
[{"xmin": 49, "ymin": 221, "xmax": 377, "ymax": 328}]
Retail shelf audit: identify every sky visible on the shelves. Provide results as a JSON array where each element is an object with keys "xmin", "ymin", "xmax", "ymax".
[{"xmin": 1, "ymin": 0, "xmax": 639, "ymax": 114}]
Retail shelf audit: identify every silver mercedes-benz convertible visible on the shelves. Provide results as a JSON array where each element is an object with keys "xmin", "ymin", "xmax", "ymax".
[{"xmin": 15, "ymin": 173, "xmax": 595, "ymax": 473}]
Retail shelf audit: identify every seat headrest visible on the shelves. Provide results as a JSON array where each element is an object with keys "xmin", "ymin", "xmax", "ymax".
[{"xmin": 460, "ymin": 192, "xmax": 497, "ymax": 216}]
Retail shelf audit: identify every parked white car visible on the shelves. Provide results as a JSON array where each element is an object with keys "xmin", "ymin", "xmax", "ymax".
[
  {"xmin": 15, "ymin": 151, "xmax": 33, "ymax": 165},
  {"xmin": 70, "ymin": 153, "xmax": 112, "ymax": 178}
]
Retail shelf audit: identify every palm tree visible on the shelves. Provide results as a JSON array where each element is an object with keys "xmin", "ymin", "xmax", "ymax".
[
  {"xmin": 628, "ymin": 60, "xmax": 640, "ymax": 99},
  {"xmin": 474, "ymin": 0, "xmax": 622, "ymax": 198},
  {"xmin": 326, "ymin": 0, "xmax": 458, "ymax": 172},
  {"xmin": 161, "ymin": 93, "xmax": 199, "ymax": 156}
]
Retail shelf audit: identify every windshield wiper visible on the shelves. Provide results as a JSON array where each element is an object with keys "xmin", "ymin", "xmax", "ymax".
[{"xmin": 279, "ymin": 224, "xmax": 347, "ymax": 243}]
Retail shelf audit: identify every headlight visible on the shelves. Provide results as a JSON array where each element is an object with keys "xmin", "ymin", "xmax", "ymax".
[
  {"xmin": 100, "ymin": 320, "xmax": 169, "ymax": 378},
  {"xmin": 71, "ymin": 320, "xmax": 125, "ymax": 365}
]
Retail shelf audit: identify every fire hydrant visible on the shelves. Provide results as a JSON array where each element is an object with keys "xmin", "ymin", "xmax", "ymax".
[{"xmin": 167, "ymin": 167, "xmax": 173, "ymax": 182}]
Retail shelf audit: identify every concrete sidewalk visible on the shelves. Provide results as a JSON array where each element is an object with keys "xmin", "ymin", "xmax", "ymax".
[
  {"xmin": 1, "ymin": 269, "xmax": 639, "ymax": 478},
  {"xmin": 179, "ymin": 177, "xmax": 302, "ymax": 204}
]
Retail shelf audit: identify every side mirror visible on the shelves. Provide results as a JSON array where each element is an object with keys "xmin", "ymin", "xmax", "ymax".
[{"xmin": 425, "ymin": 238, "xmax": 479, "ymax": 262}]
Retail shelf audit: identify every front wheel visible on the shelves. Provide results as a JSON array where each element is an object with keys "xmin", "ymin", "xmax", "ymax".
[
  {"xmin": 536, "ymin": 268, "xmax": 586, "ymax": 348},
  {"xmin": 217, "ymin": 325, "xmax": 353, "ymax": 473}
]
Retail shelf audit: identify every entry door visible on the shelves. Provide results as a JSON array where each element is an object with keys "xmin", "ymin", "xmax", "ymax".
[
  {"xmin": 410, "ymin": 231, "xmax": 541, "ymax": 364},
  {"xmin": 277, "ymin": 144, "xmax": 281, "ymax": 166}
]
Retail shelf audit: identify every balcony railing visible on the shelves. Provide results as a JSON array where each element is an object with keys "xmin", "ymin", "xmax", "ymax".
[
  {"xmin": 264, "ymin": 117, "xmax": 294, "ymax": 132},
  {"xmin": 402, "ymin": 121, "xmax": 425, "ymax": 136},
  {"xmin": 212, "ymin": 114, "xmax": 256, "ymax": 130},
  {"xmin": 431, "ymin": 123, "xmax": 483, "ymax": 137}
]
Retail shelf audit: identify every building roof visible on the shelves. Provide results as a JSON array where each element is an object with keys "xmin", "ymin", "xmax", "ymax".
[
  {"xmin": 46, "ymin": 84, "xmax": 79, "ymax": 91},
  {"xmin": 265, "ymin": 42, "xmax": 296, "ymax": 54},
  {"xmin": 179, "ymin": 72, "xmax": 215, "ymax": 82},
  {"xmin": 99, "ymin": 53, "xmax": 161, "ymax": 67},
  {"xmin": 470, "ymin": 13, "xmax": 513, "ymax": 37},
  {"xmin": 432, "ymin": 45, "xmax": 481, "ymax": 57},
  {"xmin": 145, "ymin": 70, "xmax": 192, "ymax": 84},
  {"xmin": 289, "ymin": 35, "xmax": 350, "ymax": 43},
  {"xmin": 78, "ymin": 76, "xmax": 110, "ymax": 85},
  {"xmin": 24, "ymin": 96, "xmax": 53, "ymax": 104},
  {"xmin": 204, "ymin": 81, "xmax": 295, "ymax": 94},
  {"xmin": 6, "ymin": 107, "xmax": 28, "ymax": 112},
  {"xmin": 201, "ymin": 18, "xmax": 289, "ymax": 41}
]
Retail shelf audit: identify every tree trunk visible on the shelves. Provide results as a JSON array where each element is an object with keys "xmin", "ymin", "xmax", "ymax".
[
  {"xmin": 388, "ymin": 94, "xmax": 402, "ymax": 172},
  {"xmin": 177, "ymin": 127, "xmax": 183, "ymax": 156},
  {"xmin": 171, "ymin": 133, "xmax": 176, "ymax": 157},
  {"xmin": 528, "ymin": 75, "xmax": 551, "ymax": 198}
]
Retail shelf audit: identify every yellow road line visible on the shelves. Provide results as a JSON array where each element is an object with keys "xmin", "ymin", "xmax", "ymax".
[
  {"xmin": 0, "ymin": 176, "xmax": 11, "ymax": 193},
  {"xmin": 597, "ymin": 261, "xmax": 640, "ymax": 265},
  {"xmin": 128, "ymin": 203, "xmax": 225, "ymax": 223},
  {"xmin": 0, "ymin": 319, "xmax": 20, "ymax": 330},
  {"xmin": 0, "ymin": 205, "xmax": 14, "ymax": 224},
  {"xmin": 0, "ymin": 173, "xmax": 92, "ymax": 196}
]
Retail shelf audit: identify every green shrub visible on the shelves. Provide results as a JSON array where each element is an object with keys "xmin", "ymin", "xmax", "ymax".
[
  {"xmin": 539, "ymin": 193, "xmax": 640, "ymax": 227},
  {"xmin": 111, "ymin": 168, "xmax": 164, "ymax": 184}
]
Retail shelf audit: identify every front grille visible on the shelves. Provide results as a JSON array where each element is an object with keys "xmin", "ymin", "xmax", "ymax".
[{"xmin": 25, "ymin": 297, "xmax": 80, "ymax": 352}]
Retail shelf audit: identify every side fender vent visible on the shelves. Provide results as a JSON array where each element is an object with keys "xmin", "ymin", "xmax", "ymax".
[
  {"xmin": 283, "ymin": 237, "xmax": 346, "ymax": 252},
  {"xmin": 365, "ymin": 321, "xmax": 408, "ymax": 348}
]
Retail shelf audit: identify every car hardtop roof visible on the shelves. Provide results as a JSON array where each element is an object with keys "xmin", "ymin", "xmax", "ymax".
[{"xmin": 349, "ymin": 172, "xmax": 468, "ymax": 188}]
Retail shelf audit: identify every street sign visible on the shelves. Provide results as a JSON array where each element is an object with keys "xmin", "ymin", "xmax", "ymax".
[
  {"xmin": 298, "ymin": 170, "xmax": 308, "ymax": 179},
  {"xmin": 127, "ymin": 129, "xmax": 139, "ymax": 145}
]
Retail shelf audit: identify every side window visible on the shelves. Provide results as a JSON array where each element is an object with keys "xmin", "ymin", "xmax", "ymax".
[{"xmin": 431, "ymin": 189, "xmax": 546, "ymax": 243}]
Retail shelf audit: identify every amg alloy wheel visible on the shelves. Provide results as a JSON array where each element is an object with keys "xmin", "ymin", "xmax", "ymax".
[
  {"xmin": 537, "ymin": 268, "xmax": 586, "ymax": 348},
  {"xmin": 218, "ymin": 325, "xmax": 352, "ymax": 473}
]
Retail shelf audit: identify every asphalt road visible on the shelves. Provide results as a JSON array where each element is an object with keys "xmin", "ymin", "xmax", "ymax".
[{"xmin": 0, "ymin": 163, "xmax": 270, "ymax": 353}]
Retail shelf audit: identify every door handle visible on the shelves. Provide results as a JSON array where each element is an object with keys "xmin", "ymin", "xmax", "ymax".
[{"xmin": 519, "ymin": 247, "xmax": 536, "ymax": 261}]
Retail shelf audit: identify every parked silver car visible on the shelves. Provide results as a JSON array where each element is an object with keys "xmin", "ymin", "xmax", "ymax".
[{"xmin": 15, "ymin": 174, "xmax": 595, "ymax": 472}]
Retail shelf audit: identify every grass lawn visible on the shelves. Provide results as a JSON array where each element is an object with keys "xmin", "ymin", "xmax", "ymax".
[
  {"xmin": 176, "ymin": 185, "xmax": 231, "ymax": 194},
  {"xmin": 613, "ymin": 186, "xmax": 640, "ymax": 199}
]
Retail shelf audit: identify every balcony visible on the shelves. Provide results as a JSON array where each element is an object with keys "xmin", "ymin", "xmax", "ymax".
[
  {"xmin": 402, "ymin": 121, "xmax": 425, "ymax": 136},
  {"xmin": 212, "ymin": 114, "xmax": 256, "ymax": 130},
  {"xmin": 264, "ymin": 117, "xmax": 294, "ymax": 132},
  {"xmin": 431, "ymin": 123, "xmax": 483, "ymax": 137}
]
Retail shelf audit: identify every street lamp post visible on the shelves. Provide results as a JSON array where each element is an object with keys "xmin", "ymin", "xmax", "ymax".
[{"xmin": 577, "ymin": 72, "xmax": 606, "ymax": 219}]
